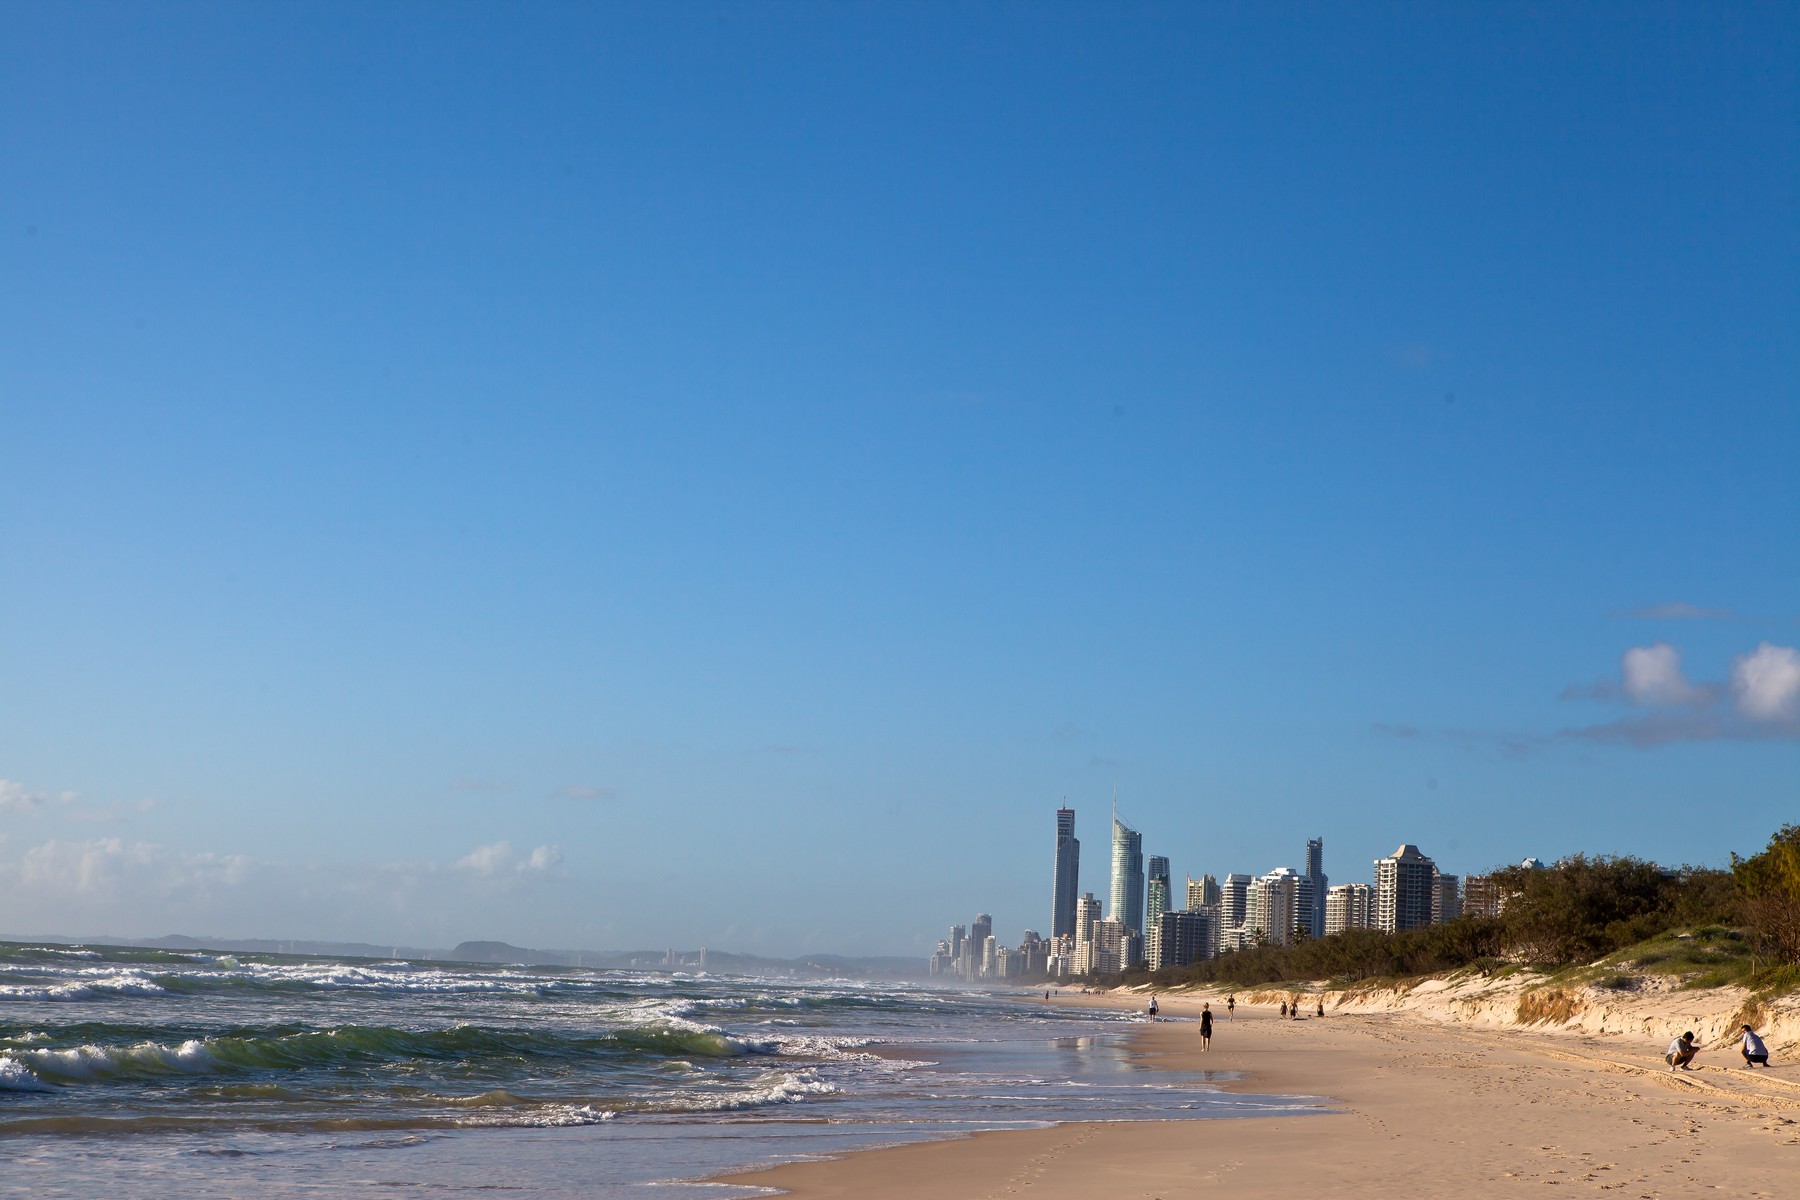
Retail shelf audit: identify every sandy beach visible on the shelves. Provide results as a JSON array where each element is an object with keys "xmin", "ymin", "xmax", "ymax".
[{"xmin": 724, "ymin": 990, "xmax": 1800, "ymax": 1198}]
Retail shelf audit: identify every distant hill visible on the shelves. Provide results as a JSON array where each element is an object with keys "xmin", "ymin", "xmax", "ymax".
[{"xmin": 444, "ymin": 940, "xmax": 565, "ymax": 965}]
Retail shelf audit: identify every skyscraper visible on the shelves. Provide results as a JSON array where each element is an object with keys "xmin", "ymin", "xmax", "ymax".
[
  {"xmin": 1434, "ymin": 873, "xmax": 1462, "ymax": 924},
  {"xmin": 1051, "ymin": 807, "xmax": 1080, "ymax": 939},
  {"xmin": 1374, "ymin": 844, "xmax": 1437, "ymax": 933},
  {"xmin": 1325, "ymin": 883, "xmax": 1373, "ymax": 935},
  {"xmin": 1146, "ymin": 855, "xmax": 1171, "ymax": 922},
  {"xmin": 1150, "ymin": 908, "xmax": 1212, "ymax": 971},
  {"xmin": 1220, "ymin": 873, "xmax": 1251, "ymax": 931},
  {"xmin": 1304, "ymin": 837, "xmax": 1328, "ymax": 939},
  {"xmin": 1186, "ymin": 873, "xmax": 1219, "ymax": 911},
  {"xmin": 1075, "ymin": 890, "xmax": 1101, "ymax": 968},
  {"xmin": 1109, "ymin": 814, "xmax": 1145, "ymax": 944},
  {"xmin": 1247, "ymin": 867, "xmax": 1301, "ymax": 946}
]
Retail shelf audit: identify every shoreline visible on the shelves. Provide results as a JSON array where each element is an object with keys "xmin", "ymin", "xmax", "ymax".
[{"xmin": 720, "ymin": 988, "xmax": 1800, "ymax": 1198}]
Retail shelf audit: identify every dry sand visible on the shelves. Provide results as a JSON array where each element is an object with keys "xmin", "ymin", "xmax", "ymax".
[{"xmin": 722, "ymin": 990, "xmax": 1800, "ymax": 1198}]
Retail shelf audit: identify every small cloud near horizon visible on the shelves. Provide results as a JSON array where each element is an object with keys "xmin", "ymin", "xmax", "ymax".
[
  {"xmin": 0, "ymin": 780, "xmax": 79, "ymax": 813},
  {"xmin": 454, "ymin": 841, "xmax": 563, "ymax": 877}
]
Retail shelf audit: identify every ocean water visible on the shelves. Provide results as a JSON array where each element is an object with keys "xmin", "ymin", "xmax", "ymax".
[{"xmin": 0, "ymin": 942, "xmax": 1319, "ymax": 1197}]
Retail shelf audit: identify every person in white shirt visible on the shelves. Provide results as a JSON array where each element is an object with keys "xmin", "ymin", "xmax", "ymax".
[
  {"xmin": 1665, "ymin": 1031, "xmax": 1698, "ymax": 1071},
  {"xmin": 1740, "ymin": 1025, "xmax": 1769, "ymax": 1067}
]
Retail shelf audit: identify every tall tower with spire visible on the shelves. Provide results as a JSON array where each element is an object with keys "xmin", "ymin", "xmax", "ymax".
[{"xmin": 1051, "ymin": 806, "xmax": 1080, "ymax": 939}]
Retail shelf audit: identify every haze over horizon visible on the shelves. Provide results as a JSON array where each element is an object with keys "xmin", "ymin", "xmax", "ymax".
[{"xmin": 3, "ymin": 5, "xmax": 1796, "ymax": 958}]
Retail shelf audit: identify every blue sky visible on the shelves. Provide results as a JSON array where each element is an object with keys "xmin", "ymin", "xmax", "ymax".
[{"xmin": 2, "ymin": 3, "xmax": 1795, "ymax": 956}]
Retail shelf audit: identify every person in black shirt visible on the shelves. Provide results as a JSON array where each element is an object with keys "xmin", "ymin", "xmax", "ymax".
[{"xmin": 1199, "ymin": 1002, "xmax": 1214, "ymax": 1051}]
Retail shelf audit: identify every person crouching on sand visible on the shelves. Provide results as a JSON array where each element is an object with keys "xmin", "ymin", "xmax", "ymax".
[
  {"xmin": 1199, "ymin": 1002, "xmax": 1213, "ymax": 1051},
  {"xmin": 1666, "ymin": 1031, "xmax": 1699, "ymax": 1071},
  {"xmin": 1741, "ymin": 1025, "xmax": 1770, "ymax": 1067}
]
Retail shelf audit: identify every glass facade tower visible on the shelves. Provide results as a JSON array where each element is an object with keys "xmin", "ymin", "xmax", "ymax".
[{"xmin": 1110, "ymin": 816, "xmax": 1145, "ymax": 943}]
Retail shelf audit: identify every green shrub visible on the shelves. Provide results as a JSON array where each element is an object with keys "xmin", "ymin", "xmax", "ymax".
[{"xmin": 1732, "ymin": 825, "xmax": 1800, "ymax": 964}]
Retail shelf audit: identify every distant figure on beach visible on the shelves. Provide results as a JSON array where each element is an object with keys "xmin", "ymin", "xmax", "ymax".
[
  {"xmin": 1279, "ymin": 1000, "xmax": 1288, "ymax": 1018},
  {"xmin": 1741, "ymin": 1025, "xmax": 1770, "ymax": 1067},
  {"xmin": 1199, "ymin": 1003, "xmax": 1213, "ymax": 1051},
  {"xmin": 1316, "ymin": 999, "xmax": 1325, "ymax": 1018},
  {"xmin": 1044, "ymin": 990, "xmax": 1050, "ymax": 1003},
  {"xmin": 1666, "ymin": 1031, "xmax": 1699, "ymax": 1071},
  {"xmin": 1147, "ymin": 995, "xmax": 1159, "ymax": 1021},
  {"xmin": 1226, "ymin": 995, "xmax": 1235, "ymax": 1019}
]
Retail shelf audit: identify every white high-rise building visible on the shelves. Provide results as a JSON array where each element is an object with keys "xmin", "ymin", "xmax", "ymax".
[
  {"xmin": 1074, "ymin": 891, "xmax": 1102, "ymax": 974},
  {"xmin": 1374, "ymin": 844, "xmax": 1437, "ymax": 933},
  {"xmin": 1246, "ymin": 867, "xmax": 1301, "ymax": 947},
  {"xmin": 1325, "ymin": 883, "xmax": 1373, "ymax": 935},
  {"xmin": 1219, "ymin": 873, "xmax": 1252, "ymax": 952},
  {"xmin": 1091, "ymin": 917, "xmax": 1127, "ymax": 975}
]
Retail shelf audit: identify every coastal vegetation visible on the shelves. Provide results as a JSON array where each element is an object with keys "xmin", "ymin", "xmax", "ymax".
[{"xmin": 1115, "ymin": 826, "xmax": 1800, "ymax": 997}]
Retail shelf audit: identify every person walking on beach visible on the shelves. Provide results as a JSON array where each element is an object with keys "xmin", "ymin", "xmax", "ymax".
[
  {"xmin": 1279, "ymin": 1000, "xmax": 1287, "ymax": 1018},
  {"xmin": 1741, "ymin": 1025, "xmax": 1770, "ymax": 1067},
  {"xmin": 1147, "ymin": 995, "xmax": 1159, "ymax": 1021},
  {"xmin": 1226, "ymin": 995, "xmax": 1235, "ymax": 1020},
  {"xmin": 1316, "ymin": 999, "xmax": 1324, "ymax": 1019},
  {"xmin": 1199, "ymin": 1003, "xmax": 1213, "ymax": 1051},
  {"xmin": 1666, "ymin": 1031, "xmax": 1699, "ymax": 1071}
]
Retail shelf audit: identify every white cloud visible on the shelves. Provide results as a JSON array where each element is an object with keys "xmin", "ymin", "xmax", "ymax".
[
  {"xmin": 0, "ymin": 780, "xmax": 78, "ymax": 812},
  {"xmin": 1619, "ymin": 643, "xmax": 1706, "ymax": 707},
  {"xmin": 456, "ymin": 841, "xmax": 515, "ymax": 876},
  {"xmin": 1732, "ymin": 642, "xmax": 1800, "ymax": 722},
  {"xmin": 455, "ymin": 841, "xmax": 563, "ymax": 876},
  {"xmin": 523, "ymin": 844, "xmax": 562, "ymax": 872},
  {"xmin": 11, "ymin": 838, "xmax": 250, "ymax": 900}
]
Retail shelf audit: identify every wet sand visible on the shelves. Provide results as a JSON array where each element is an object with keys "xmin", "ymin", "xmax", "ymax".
[{"xmin": 722, "ymin": 990, "xmax": 1800, "ymax": 1198}]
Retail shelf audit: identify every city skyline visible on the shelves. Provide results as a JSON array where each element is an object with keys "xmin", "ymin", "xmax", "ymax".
[{"xmin": 932, "ymin": 801, "xmax": 1496, "ymax": 981}]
